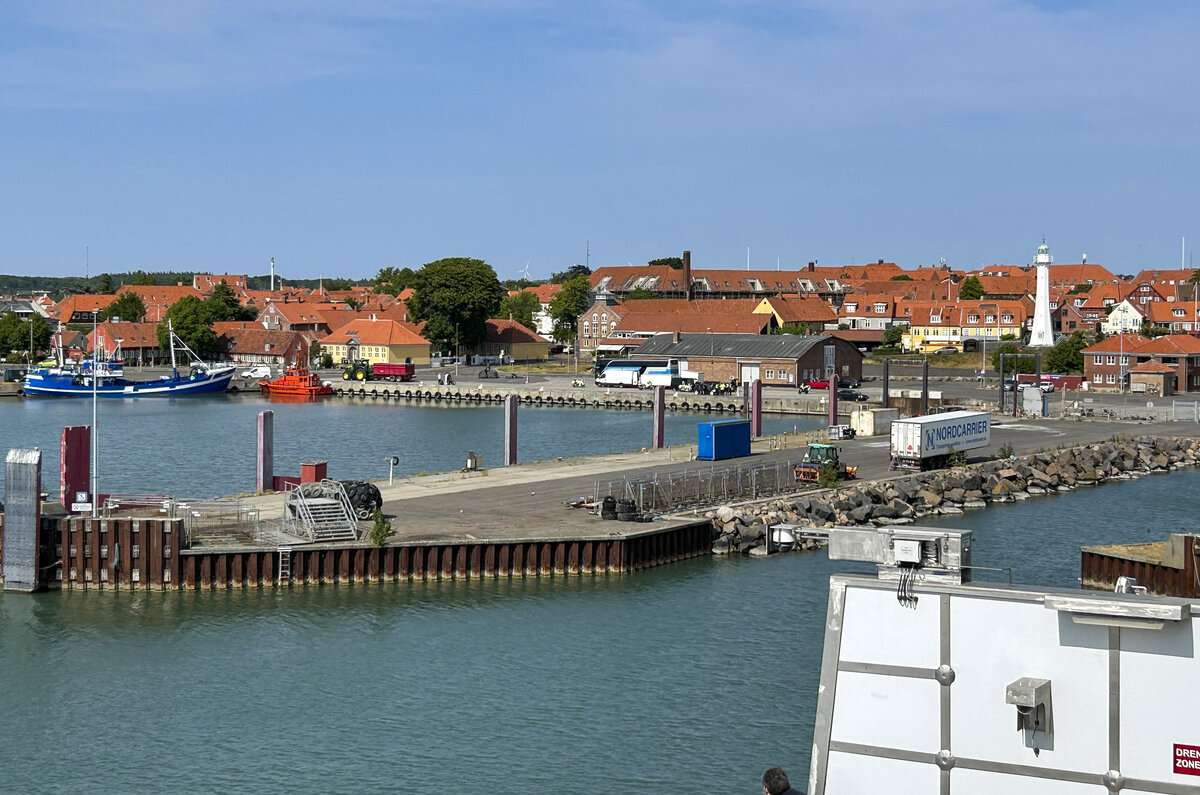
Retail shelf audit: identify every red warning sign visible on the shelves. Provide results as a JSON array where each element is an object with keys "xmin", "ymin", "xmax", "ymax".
[{"xmin": 1176, "ymin": 744, "xmax": 1200, "ymax": 776}]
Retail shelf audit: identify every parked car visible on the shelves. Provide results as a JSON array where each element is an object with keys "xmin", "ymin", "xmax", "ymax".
[
  {"xmin": 1038, "ymin": 380, "xmax": 1056, "ymax": 393},
  {"xmin": 837, "ymin": 388, "xmax": 869, "ymax": 402},
  {"xmin": 240, "ymin": 365, "xmax": 272, "ymax": 379},
  {"xmin": 1002, "ymin": 379, "xmax": 1015, "ymax": 391},
  {"xmin": 837, "ymin": 378, "xmax": 859, "ymax": 389},
  {"xmin": 932, "ymin": 346, "xmax": 959, "ymax": 355}
]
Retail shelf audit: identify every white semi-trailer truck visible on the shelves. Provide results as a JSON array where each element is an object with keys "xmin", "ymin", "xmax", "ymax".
[{"xmin": 889, "ymin": 409, "xmax": 991, "ymax": 470}]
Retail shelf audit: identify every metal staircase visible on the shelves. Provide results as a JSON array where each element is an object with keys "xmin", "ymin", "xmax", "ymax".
[{"xmin": 282, "ymin": 480, "xmax": 360, "ymax": 542}]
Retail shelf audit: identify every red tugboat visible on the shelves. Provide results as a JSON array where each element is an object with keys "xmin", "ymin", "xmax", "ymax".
[{"xmin": 259, "ymin": 365, "xmax": 333, "ymax": 398}]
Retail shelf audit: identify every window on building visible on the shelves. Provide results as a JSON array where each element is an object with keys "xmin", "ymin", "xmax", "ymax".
[
  {"xmin": 930, "ymin": 314, "xmax": 941, "ymax": 323},
  {"xmin": 765, "ymin": 369, "xmax": 775, "ymax": 379},
  {"xmin": 1107, "ymin": 355, "xmax": 1116, "ymax": 365},
  {"xmin": 874, "ymin": 303, "xmax": 886, "ymax": 313},
  {"xmin": 1002, "ymin": 314, "xmax": 1013, "ymax": 324},
  {"xmin": 1107, "ymin": 373, "xmax": 1116, "ymax": 384},
  {"xmin": 985, "ymin": 314, "xmax": 996, "ymax": 324},
  {"xmin": 1120, "ymin": 356, "xmax": 1129, "ymax": 365},
  {"xmin": 844, "ymin": 303, "xmax": 857, "ymax": 312},
  {"xmin": 967, "ymin": 314, "xmax": 979, "ymax": 323},
  {"xmin": 592, "ymin": 313, "xmax": 598, "ymax": 322}
]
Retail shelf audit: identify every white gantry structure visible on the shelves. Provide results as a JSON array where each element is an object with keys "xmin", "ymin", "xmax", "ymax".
[{"xmin": 1028, "ymin": 239, "xmax": 1056, "ymax": 347}]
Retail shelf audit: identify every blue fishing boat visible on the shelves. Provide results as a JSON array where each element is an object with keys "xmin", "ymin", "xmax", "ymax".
[{"xmin": 23, "ymin": 322, "xmax": 235, "ymax": 398}]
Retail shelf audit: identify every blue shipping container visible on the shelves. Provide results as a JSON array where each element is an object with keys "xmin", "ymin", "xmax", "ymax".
[{"xmin": 697, "ymin": 419, "xmax": 752, "ymax": 461}]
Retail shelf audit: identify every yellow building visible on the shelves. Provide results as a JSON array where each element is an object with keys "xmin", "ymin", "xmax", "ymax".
[
  {"xmin": 482, "ymin": 319, "xmax": 551, "ymax": 362},
  {"xmin": 901, "ymin": 301, "xmax": 1027, "ymax": 352},
  {"xmin": 321, "ymin": 318, "xmax": 431, "ymax": 364}
]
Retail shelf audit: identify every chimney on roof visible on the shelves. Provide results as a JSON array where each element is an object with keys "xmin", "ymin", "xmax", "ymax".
[
  {"xmin": 682, "ymin": 250, "xmax": 692, "ymax": 301},
  {"xmin": 878, "ymin": 259, "xmax": 884, "ymax": 265},
  {"xmin": 808, "ymin": 262, "xmax": 815, "ymax": 271},
  {"xmin": 673, "ymin": 330, "xmax": 680, "ymax": 343}
]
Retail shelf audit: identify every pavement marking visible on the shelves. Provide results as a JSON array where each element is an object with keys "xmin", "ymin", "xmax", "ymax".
[{"xmin": 992, "ymin": 423, "xmax": 1065, "ymax": 435}]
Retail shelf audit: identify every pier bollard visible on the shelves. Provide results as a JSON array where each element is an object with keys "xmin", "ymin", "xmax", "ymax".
[
  {"xmin": 504, "ymin": 395, "xmax": 518, "ymax": 466},
  {"xmin": 750, "ymin": 379, "xmax": 763, "ymax": 438},
  {"xmin": 652, "ymin": 386, "xmax": 666, "ymax": 449},
  {"xmin": 257, "ymin": 410, "xmax": 274, "ymax": 492}
]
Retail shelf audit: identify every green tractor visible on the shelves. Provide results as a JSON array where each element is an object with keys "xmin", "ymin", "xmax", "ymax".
[
  {"xmin": 794, "ymin": 443, "xmax": 858, "ymax": 483},
  {"xmin": 341, "ymin": 359, "xmax": 372, "ymax": 381}
]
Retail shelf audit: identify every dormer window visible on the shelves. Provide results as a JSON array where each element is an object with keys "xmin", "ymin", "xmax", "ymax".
[
  {"xmin": 1174, "ymin": 308, "xmax": 1185, "ymax": 316},
  {"xmin": 844, "ymin": 302, "xmax": 857, "ymax": 312},
  {"xmin": 930, "ymin": 314, "xmax": 942, "ymax": 323},
  {"xmin": 967, "ymin": 314, "xmax": 980, "ymax": 324},
  {"xmin": 873, "ymin": 303, "xmax": 886, "ymax": 313},
  {"xmin": 1002, "ymin": 314, "xmax": 1014, "ymax": 324},
  {"xmin": 985, "ymin": 314, "xmax": 996, "ymax": 324}
]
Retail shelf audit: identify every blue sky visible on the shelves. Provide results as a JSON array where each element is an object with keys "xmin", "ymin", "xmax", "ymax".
[{"xmin": 2, "ymin": 0, "xmax": 1197, "ymax": 281}]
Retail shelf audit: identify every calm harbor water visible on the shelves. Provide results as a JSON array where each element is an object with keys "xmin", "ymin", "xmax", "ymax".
[
  {"xmin": 0, "ymin": 395, "xmax": 819, "ymax": 498},
  {"xmin": 3, "ymin": 463, "xmax": 1198, "ymax": 792}
]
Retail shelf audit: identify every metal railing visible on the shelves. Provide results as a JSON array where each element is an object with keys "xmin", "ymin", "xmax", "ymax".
[
  {"xmin": 596, "ymin": 458, "xmax": 802, "ymax": 516},
  {"xmin": 282, "ymin": 479, "xmax": 359, "ymax": 542}
]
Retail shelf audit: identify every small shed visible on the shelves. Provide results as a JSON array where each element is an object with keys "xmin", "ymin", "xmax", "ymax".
[{"xmin": 1129, "ymin": 361, "xmax": 1175, "ymax": 396}]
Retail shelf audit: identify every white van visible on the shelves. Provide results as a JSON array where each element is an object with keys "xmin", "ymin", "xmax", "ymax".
[{"xmin": 240, "ymin": 365, "xmax": 272, "ymax": 379}]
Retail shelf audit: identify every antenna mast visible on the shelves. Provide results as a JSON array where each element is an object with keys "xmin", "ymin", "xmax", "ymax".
[{"xmin": 270, "ymin": 257, "xmax": 275, "ymax": 292}]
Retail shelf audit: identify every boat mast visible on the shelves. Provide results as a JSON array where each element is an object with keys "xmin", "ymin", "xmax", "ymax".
[
  {"xmin": 169, "ymin": 319, "xmax": 178, "ymax": 376},
  {"xmin": 91, "ymin": 312, "xmax": 98, "ymax": 518}
]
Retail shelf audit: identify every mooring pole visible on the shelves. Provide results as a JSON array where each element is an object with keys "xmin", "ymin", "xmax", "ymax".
[
  {"xmin": 750, "ymin": 379, "xmax": 763, "ymax": 437},
  {"xmin": 652, "ymin": 386, "xmax": 666, "ymax": 449},
  {"xmin": 504, "ymin": 395, "xmax": 518, "ymax": 465},
  {"xmin": 256, "ymin": 410, "xmax": 274, "ymax": 492}
]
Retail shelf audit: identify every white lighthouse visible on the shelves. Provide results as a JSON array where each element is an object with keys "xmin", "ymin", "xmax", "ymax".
[{"xmin": 1028, "ymin": 239, "xmax": 1055, "ymax": 347}]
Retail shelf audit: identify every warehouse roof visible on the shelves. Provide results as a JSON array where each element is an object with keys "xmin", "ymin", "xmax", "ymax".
[{"xmin": 632, "ymin": 332, "xmax": 854, "ymax": 360}]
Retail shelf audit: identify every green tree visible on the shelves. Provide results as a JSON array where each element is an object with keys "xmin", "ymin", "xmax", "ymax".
[
  {"xmin": 1068, "ymin": 283, "xmax": 1093, "ymax": 294},
  {"xmin": 0, "ymin": 312, "xmax": 49, "ymax": 360},
  {"xmin": 157, "ymin": 295, "xmax": 219, "ymax": 360},
  {"xmin": 1044, "ymin": 330, "xmax": 1095, "ymax": 373},
  {"xmin": 370, "ymin": 509, "xmax": 395, "ymax": 546},
  {"xmin": 884, "ymin": 323, "xmax": 908, "ymax": 346},
  {"xmin": 130, "ymin": 270, "xmax": 157, "ymax": 286},
  {"xmin": 549, "ymin": 264, "xmax": 591, "ymax": 284},
  {"xmin": 547, "ymin": 274, "xmax": 591, "ymax": 343},
  {"xmin": 344, "ymin": 297, "xmax": 363, "ymax": 310},
  {"xmin": 647, "ymin": 257, "xmax": 684, "ymax": 269},
  {"xmin": 1188, "ymin": 269, "xmax": 1200, "ymax": 284},
  {"xmin": 99, "ymin": 273, "xmax": 115, "ymax": 293},
  {"xmin": 890, "ymin": 274, "xmax": 913, "ymax": 281},
  {"xmin": 626, "ymin": 287, "xmax": 660, "ymax": 300},
  {"xmin": 320, "ymin": 352, "xmax": 334, "ymax": 369},
  {"xmin": 205, "ymin": 280, "xmax": 256, "ymax": 321},
  {"xmin": 959, "ymin": 276, "xmax": 985, "ymax": 300},
  {"xmin": 0, "ymin": 312, "xmax": 21, "ymax": 356},
  {"xmin": 98, "ymin": 292, "xmax": 146, "ymax": 323},
  {"xmin": 373, "ymin": 266, "xmax": 416, "ymax": 296},
  {"xmin": 498, "ymin": 291, "xmax": 540, "ymax": 331},
  {"xmin": 408, "ymin": 257, "xmax": 506, "ymax": 348}
]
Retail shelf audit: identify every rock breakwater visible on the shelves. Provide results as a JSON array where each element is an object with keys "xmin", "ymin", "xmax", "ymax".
[{"xmin": 709, "ymin": 436, "xmax": 1200, "ymax": 556}]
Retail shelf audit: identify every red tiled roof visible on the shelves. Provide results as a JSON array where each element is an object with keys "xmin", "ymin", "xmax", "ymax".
[
  {"xmin": 761, "ymin": 295, "xmax": 837, "ymax": 323},
  {"xmin": 1144, "ymin": 301, "xmax": 1200, "ymax": 323},
  {"xmin": 89, "ymin": 322, "xmax": 159, "ymax": 352},
  {"xmin": 1082, "ymin": 334, "xmax": 1149, "ymax": 354},
  {"xmin": 52, "ymin": 294, "xmax": 118, "ymax": 319},
  {"xmin": 321, "ymin": 318, "xmax": 429, "ymax": 346},
  {"xmin": 1131, "ymin": 361, "xmax": 1175, "ymax": 373},
  {"xmin": 485, "ymin": 318, "xmax": 550, "ymax": 344},
  {"xmin": 1130, "ymin": 334, "xmax": 1200, "ymax": 355}
]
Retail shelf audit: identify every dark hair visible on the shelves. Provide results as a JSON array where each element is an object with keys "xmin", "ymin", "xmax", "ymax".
[{"xmin": 762, "ymin": 767, "xmax": 791, "ymax": 795}]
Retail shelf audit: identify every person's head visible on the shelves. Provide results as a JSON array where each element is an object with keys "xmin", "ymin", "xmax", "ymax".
[{"xmin": 762, "ymin": 767, "xmax": 790, "ymax": 795}]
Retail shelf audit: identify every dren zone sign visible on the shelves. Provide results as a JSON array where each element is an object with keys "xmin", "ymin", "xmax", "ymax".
[{"xmin": 1176, "ymin": 743, "xmax": 1200, "ymax": 776}]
